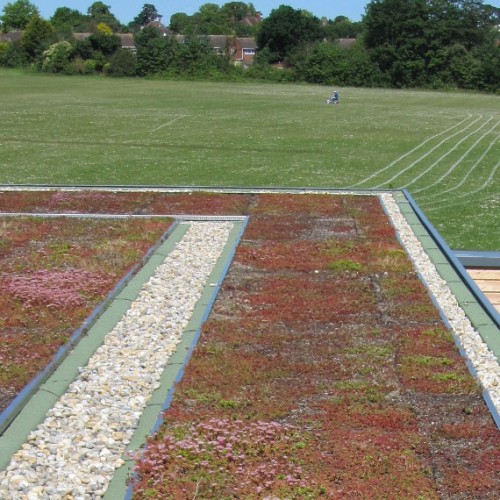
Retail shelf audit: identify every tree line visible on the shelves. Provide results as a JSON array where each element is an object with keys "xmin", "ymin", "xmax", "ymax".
[{"xmin": 0, "ymin": 0, "xmax": 499, "ymax": 92}]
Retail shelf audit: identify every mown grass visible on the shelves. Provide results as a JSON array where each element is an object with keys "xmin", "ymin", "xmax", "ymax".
[{"xmin": 0, "ymin": 69, "xmax": 498, "ymax": 250}]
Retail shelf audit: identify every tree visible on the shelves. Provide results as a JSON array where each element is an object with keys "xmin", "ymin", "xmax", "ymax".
[
  {"xmin": 50, "ymin": 7, "xmax": 88, "ymax": 34},
  {"xmin": 324, "ymin": 16, "xmax": 363, "ymax": 40},
  {"xmin": 169, "ymin": 2, "xmax": 259, "ymax": 36},
  {"xmin": 88, "ymin": 30, "xmax": 121, "ymax": 56},
  {"xmin": 221, "ymin": 2, "xmax": 252, "ymax": 23},
  {"xmin": 256, "ymin": 5, "xmax": 324, "ymax": 63},
  {"xmin": 21, "ymin": 14, "xmax": 54, "ymax": 62},
  {"xmin": 130, "ymin": 3, "xmax": 159, "ymax": 30},
  {"xmin": 108, "ymin": 49, "xmax": 136, "ymax": 76},
  {"xmin": 363, "ymin": 0, "xmax": 500, "ymax": 88},
  {"xmin": 87, "ymin": 2, "xmax": 122, "ymax": 32},
  {"xmin": 1, "ymin": 0, "xmax": 39, "ymax": 31},
  {"xmin": 364, "ymin": 0, "xmax": 435, "ymax": 86},
  {"xmin": 0, "ymin": 39, "xmax": 24, "ymax": 66},
  {"xmin": 192, "ymin": 4, "xmax": 231, "ymax": 35},
  {"xmin": 170, "ymin": 13, "xmax": 191, "ymax": 34},
  {"xmin": 96, "ymin": 22, "xmax": 113, "ymax": 35},
  {"xmin": 221, "ymin": 2, "xmax": 259, "ymax": 36},
  {"xmin": 134, "ymin": 25, "xmax": 173, "ymax": 75},
  {"xmin": 291, "ymin": 40, "xmax": 384, "ymax": 87}
]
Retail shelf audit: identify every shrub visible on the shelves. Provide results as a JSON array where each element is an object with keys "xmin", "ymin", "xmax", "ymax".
[
  {"xmin": 42, "ymin": 41, "xmax": 73, "ymax": 73},
  {"xmin": 83, "ymin": 58, "xmax": 97, "ymax": 74},
  {"xmin": 107, "ymin": 49, "xmax": 136, "ymax": 77},
  {"xmin": 0, "ymin": 40, "xmax": 26, "ymax": 67}
]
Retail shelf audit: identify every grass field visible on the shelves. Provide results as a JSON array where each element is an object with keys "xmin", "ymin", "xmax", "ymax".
[{"xmin": 0, "ymin": 69, "xmax": 498, "ymax": 250}]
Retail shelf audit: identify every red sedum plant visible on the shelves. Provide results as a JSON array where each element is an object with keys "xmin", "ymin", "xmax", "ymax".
[
  {"xmin": 0, "ymin": 213, "xmax": 172, "ymax": 408},
  {"xmin": 1, "ymin": 191, "xmax": 498, "ymax": 498},
  {"xmin": 130, "ymin": 194, "xmax": 500, "ymax": 499}
]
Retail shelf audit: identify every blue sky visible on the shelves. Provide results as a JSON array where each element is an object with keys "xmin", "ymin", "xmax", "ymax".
[
  {"xmin": 1, "ymin": 1, "xmax": 372, "ymax": 24},
  {"xmin": 1, "ymin": 1, "xmax": 499, "ymax": 25}
]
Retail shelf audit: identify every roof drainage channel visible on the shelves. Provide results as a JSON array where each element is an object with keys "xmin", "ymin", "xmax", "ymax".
[
  {"xmin": 399, "ymin": 190, "xmax": 500, "ymax": 331},
  {"xmin": 0, "ymin": 218, "xmax": 246, "ymax": 498},
  {"xmin": 388, "ymin": 191, "xmax": 500, "ymax": 428},
  {"xmin": 105, "ymin": 218, "xmax": 247, "ymax": 499}
]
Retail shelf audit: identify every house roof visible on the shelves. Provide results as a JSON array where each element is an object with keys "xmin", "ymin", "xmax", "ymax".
[
  {"xmin": 240, "ymin": 14, "xmax": 262, "ymax": 26},
  {"xmin": 173, "ymin": 34, "xmax": 257, "ymax": 52},
  {"xmin": 206, "ymin": 35, "xmax": 230, "ymax": 48},
  {"xmin": 236, "ymin": 37, "xmax": 257, "ymax": 49},
  {"xmin": 0, "ymin": 31, "xmax": 22, "ymax": 43},
  {"xmin": 336, "ymin": 38, "xmax": 357, "ymax": 49},
  {"xmin": 145, "ymin": 20, "xmax": 170, "ymax": 36},
  {"xmin": 0, "ymin": 187, "xmax": 498, "ymax": 444},
  {"xmin": 117, "ymin": 33, "xmax": 135, "ymax": 49},
  {"xmin": 72, "ymin": 32, "xmax": 92, "ymax": 41},
  {"xmin": 72, "ymin": 32, "xmax": 136, "ymax": 50}
]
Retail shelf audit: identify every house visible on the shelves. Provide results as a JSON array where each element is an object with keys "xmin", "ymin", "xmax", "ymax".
[
  {"xmin": 239, "ymin": 13, "xmax": 262, "ymax": 27},
  {"xmin": 206, "ymin": 35, "xmax": 230, "ymax": 55},
  {"xmin": 144, "ymin": 18, "xmax": 171, "ymax": 37},
  {"xmin": 0, "ymin": 29, "xmax": 256, "ymax": 64},
  {"xmin": 336, "ymin": 38, "xmax": 357, "ymax": 49},
  {"xmin": 206, "ymin": 35, "xmax": 257, "ymax": 64},
  {"xmin": 72, "ymin": 32, "xmax": 136, "ymax": 51},
  {"xmin": 233, "ymin": 37, "xmax": 257, "ymax": 64},
  {"xmin": 117, "ymin": 34, "xmax": 135, "ymax": 50},
  {"xmin": 0, "ymin": 31, "xmax": 22, "ymax": 43},
  {"xmin": 174, "ymin": 34, "xmax": 257, "ymax": 64}
]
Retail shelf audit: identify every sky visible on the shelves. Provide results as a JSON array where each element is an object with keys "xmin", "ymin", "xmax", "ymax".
[
  {"xmin": 1, "ymin": 1, "xmax": 499, "ymax": 25},
  {"xmin": 0, "ymin": 1, "xmax": 372, "ymax": 24}
]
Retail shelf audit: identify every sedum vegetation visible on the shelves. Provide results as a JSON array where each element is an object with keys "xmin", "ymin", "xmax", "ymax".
[{"xmin": 0, "ymin": 1, "xmax": 498, "ymax": 91}]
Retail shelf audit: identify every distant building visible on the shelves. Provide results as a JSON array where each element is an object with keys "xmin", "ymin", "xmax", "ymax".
[
  {"xmin": 0, "ymin": 31, "xmax": 22, "ymax": 43},
  {"xmin": 144, "ymin": 15, "xmax": 171, "ymax": 37},
  {"xmin": 72, "ymin": 32, "xmax": 136, "ymax": 51},
  {"xmin": 336, "ymin": 38, "xmax": 357, "ymax": 49},
  {"xmin": 239, "ymin": 13, "xmax": 262, "ymax": 27},
  {"xmin": 0, "ymin": 29, "xmax": 257, "ymax": 64},
  {"xmin": 174, "ymin": 34, "xmax": 257, "ymax": 65},
  {"xmin": 233, "ymin": 37, "xmax": 257, "ymax": 64}
]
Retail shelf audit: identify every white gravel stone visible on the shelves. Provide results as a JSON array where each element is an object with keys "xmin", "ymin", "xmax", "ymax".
[
  {"xmin": 0, "ymin": 222, "xmax": 233, "ymax": 499},
  {"xmin": 381, "ymin": 193, "xmax": 500, "ymax": 414}
]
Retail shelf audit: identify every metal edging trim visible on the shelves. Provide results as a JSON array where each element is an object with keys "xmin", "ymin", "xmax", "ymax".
[
  {"xmin": 104, "ymin": 218, "xmax": 248, "ymax": 500},
  {"xmin": 0, "ymin": 220, "xmax": 180, "ymax": 438},
  {"xmin": 453, "ymin": 250, "xmax": 500, "ymax": 269},
  {"xmin": 402, "ymin": 190, "xmax": 500, "ymax": 329},
  {"xmin": 382, "ymin": 192, "xmax": 500, "ymax": 430}
]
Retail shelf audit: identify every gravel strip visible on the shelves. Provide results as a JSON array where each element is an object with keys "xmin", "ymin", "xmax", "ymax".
[
  {"xmin": 0, "ymin": 221, "xmax": 233, "ymax": 499},
  {"xmin": 381, "ymin": 193, "xmax": 500, "ymax": 414}
]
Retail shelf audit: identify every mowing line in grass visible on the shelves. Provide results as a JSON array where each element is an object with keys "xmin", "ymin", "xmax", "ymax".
[
  {"xmin": 347, "ymin": 113, "xmax": 473, "ymax": 188},
  {"xmin": 424, "ymin": 160, "xmax": 499, "ymax": 212},
  {"xmin": 371, "ymin": 114, "xmax": 485, "ymax": 189},
  {"xmin": 150, "ymin": 115, "xmax": 187, "ymax": 132},
  {"xmin": 417, "ymin": 135, "xmax": 499, "ymax": 202},
  {"xmin": 400, "ymin": 116, "xmax": 495, "ymax": 190}
]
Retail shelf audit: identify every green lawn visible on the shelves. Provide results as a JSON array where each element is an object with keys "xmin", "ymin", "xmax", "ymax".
[{"xmin": 0, "ymin": 69, "xmax": 498, "ymax": 250}]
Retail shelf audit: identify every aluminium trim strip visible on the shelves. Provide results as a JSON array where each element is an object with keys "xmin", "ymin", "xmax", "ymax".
[
  {"xmin": 0, "ymin": 220, "xmax": 182, "ymax": 442},
  {"xmin": 0, "ymin": 212, "xmax": 246, "ymax": 221},
  {"xmin": 453, "ymin": 250, "xmax": 500, "ymax": 269},
  {"xmin": 0, "ymin": 183, "xmax": 388, "ymax": 195},
  {"xmin": 402, "ymin": 190, "xmax": 500, "ymax": 329}
]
